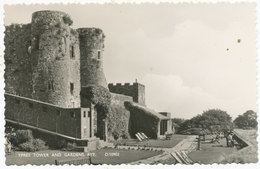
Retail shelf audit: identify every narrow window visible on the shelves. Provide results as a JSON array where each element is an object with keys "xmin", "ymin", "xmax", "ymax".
[
  {"xmin": 70, "ymin": 83, "xmax": 74, "ymax": 95},
  {"xmin": 88, "ymin": 111, "xmax": 91, "ymax": 117},
  {"xmin": 35, "ymin": 36, "xmax": 40, "ymax": 50},
  {"xmin": 83, "ymin": 111, "xmax": 86, "ymax": 118},
  {"xmin": 70, "ymin": 111, "xmax": 75, "ymax": 118},
  {"xmin": 70, "ymin": 45, "xmax": 75, "ymax": 59},
  {"xmin": 97, "ymin": 51, "xmax": 101, "ymax": 59},
  {"xmin": 48, "ymin": 81, "xmax": 54, "ymax": 91},
  {"xmin": 51, "ymin": 80, "xmax": 54, "ymax": 91},
  {"xmin": 48, "ymin": 82, "xmax": 51, "ymax": 90}
]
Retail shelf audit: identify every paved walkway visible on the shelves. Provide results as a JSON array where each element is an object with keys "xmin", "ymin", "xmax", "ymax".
[{"xmin": 128, "ymin": 135, "xmax": 197, "ymax": 164}]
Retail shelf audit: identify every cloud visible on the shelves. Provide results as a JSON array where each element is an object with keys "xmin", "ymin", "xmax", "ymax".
[{"xmin": 141, "ymin": 74, "xmax": 256, "ymax": 119}]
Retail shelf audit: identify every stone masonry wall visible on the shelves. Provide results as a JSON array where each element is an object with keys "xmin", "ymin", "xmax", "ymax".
[
  {"xmin": 77, "ymin": 28, "xmax": 108, "ymax": 88},
  {"xmin": 5, "ymin": 94, "xmax": 81, "ymax": 138},
  {"xmin": 4, "ymin": 24, "xmax": 33, "ymax": 98},
  {"xmin": 108, "ymin": 83, "xmax": 145, "ymax": 105},
  {"xmin": 30, "ymin": 10, "xmax": 80, "ymax": 108}
]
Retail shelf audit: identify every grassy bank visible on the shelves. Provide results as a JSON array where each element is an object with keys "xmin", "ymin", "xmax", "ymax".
[{"xmin": 221, "ymin": 129, "xmax": 258, "ymax": 163}]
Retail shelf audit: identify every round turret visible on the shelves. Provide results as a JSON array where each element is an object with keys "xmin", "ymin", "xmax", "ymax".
[
  {"xmin": 31, "ymin": 10, "xmax": 80, "ymax": 108},
  {"xmin": 77, "ymin": 28, "xmax": 108, "ymax": 88}
]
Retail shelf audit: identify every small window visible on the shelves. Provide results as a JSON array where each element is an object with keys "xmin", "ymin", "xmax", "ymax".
[
  {"xmin": 97, "ymin": 51, "xmax": 101, "ymax": 59},
  {"xmin": 42, "ymin": 106, "xmax": 47, "ymax": 112},
  {"xmin": 88, "ymin": 111, "xmax": 91, "ymax": 117},
  {"xmin": 56, "ymin": 110, "xmax": 61, "ymax": 116},
  {"xmin": 35, "ymin": 36, "xmax": 40, "ymax": 50},
  {"xmin": 83, "ymin": 111, "xmax": 86, "ymax": 118},
  {"xmin": 15, "ymin": 99, "xmax": 20, "ymax": 104},
  {"xmin": 70, "ymin": 111, "xmax": 76, "ymax": 118},
  {"xmin": 48, "ymin": 81, "xmax": 54, "ymax": 91},
  {"xmin": 29, "ymin": 103, "xmax": 33, "ymax": 108},
  {"xmin": 70, "ymin": 45, "xmax": 75, "ymax": 59},
  {"xmin": 70, "ymin": 83, "xmax": 74, "ymax": 95},
  {"xmin": 48, "ymin": 82, "xmax": 51, "ymax": 90},
  {"xmin": 51, "ymin": 81, "xmax": 54, "ymax": 91}
]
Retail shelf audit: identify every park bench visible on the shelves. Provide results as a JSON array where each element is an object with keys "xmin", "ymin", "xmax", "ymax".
[
  {"xmin": 135, "ymin": 132, "xmax": 149, "ymax": 142},
  {"xmin": 55, "ymin": 156, "xmax": 94, "ymax": 165},
  {"xmin": 170, "ymin": 151, "xmax": 194, "ymax": 164}
]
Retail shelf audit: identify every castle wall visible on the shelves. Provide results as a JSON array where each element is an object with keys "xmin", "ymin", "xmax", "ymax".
[
  {"xmin": 30, "ymin": 11, "xmax": 80, "ymax": 108},
  {"xmin": 135, "ymin": 83, "xmax": 145, "ymax": 105},
  {"xmin": 108, "ymin": 83, "xmax": 145, "ymax": 105},
  {"xmin": 5, "ymin": 94, "xmax": 82, "ymax": 138},
  {"xmin": 4, "ymin": 24, "xmax": 33, "ymax": 98},
  {"xmin": 77, "ymin": 28, "xmax": 108, "ymax": 88}
]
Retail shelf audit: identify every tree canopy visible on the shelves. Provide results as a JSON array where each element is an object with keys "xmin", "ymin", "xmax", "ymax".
[
  {"xmin": 233, "ymin": 110, "xmax": 257, "ymax": 129},
  {"xmin": 179, "ymin": 109, "xmax": 233, "ymax": 132}
]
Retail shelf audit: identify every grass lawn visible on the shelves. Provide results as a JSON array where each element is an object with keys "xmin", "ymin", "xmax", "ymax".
[
  {"xmin": 91, "ymin": 148, "xmax": 162, "ymax": 164},
  {"xmin": 114, "ymin": 134, "xmax": 188, "ymax": 148},
  {"xmin": 6, "ymin": 148, "xmax": 162, "ymax": 165},
  {"xmin": 189, "ymin": 136, "xmax": 237, "ymax": 164},
  {"xmin": 220, "ymin": 129, "xmax": 258, "ymax": 163}
]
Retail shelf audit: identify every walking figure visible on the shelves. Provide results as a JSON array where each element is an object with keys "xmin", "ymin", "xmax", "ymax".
[{"xmin": 5, "ymin": 135, "xmax": 12, "ymax": 154}]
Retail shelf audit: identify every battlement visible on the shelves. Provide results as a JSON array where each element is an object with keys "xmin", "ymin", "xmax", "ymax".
[
  {"xmin": 108, "ymin": 82, "xmax": 145, "ymax": 88},
  {"xmin": 108, "ymin": 82, "xmax": 145, "ymax": 105}
]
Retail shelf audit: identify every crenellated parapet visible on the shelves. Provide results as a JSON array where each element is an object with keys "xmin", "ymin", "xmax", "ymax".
[{"xmin": 108, "ymin": 82, "xmax": 145, "ymax": 105}]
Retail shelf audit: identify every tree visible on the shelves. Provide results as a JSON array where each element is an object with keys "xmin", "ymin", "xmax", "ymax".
[
  {"xmin": 234, "ymin": 110, "xmax": 257, "ymax": 129},
  {"xmin": 171, "ymin": 118, "xmax": 185, "ymax": 126},
  {"xmin": 178, "ymin": 109, "xmax": 233, "ymax": 133}
]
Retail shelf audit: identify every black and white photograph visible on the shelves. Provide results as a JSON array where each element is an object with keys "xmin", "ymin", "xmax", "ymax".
[{"xmin": 1, "ymin": 1, "xmax": 259, "ymax": 166}]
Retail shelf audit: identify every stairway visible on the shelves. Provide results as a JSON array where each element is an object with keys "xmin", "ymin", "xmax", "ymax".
[{"xmin": 73, "ymin": 138, "xmax": 114, "ymax": 152}]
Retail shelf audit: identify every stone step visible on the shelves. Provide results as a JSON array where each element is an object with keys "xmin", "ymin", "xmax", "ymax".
[
  {"xmin": 73, "ymin": 139, "xmax": 114, "ymax": 152},
  {"xmin": 99, "ymin": 140, "xmax": 114, "ymax": 148},
  {"xmin": 73, "ymin": 146, "xmax": 89, "ymax": 152}
]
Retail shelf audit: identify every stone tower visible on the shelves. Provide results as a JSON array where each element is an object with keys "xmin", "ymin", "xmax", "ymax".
[
  {"xmin": 30, "ymin": 10, "xmax": 80, "ymax": 108},
  {"xmin": 77, "ymin": 28, "xmax": 108, "ymax": 89}
]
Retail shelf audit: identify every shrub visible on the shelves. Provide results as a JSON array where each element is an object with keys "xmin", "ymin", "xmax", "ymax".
[
  {"xmin": 81, "ymin": 85, "xmax": 111, "ymax": 107},
  {"xmin": 18, "ymin": 139, "xmax": 48, "ymax": 152},
  {"xmin": 19, "ymin": 141, "xmax": 35, "ymax": 152},
  {"xmin": 33, "ymin": 139, "xmax": 48, "ymax": 151},
  {"xmin": 11, "ymin": 129, "xmax": 33, "ymax": 146},
  {"xmin": 56, "ymin": 139, "xmax": 67, "ymax": 149},
  {"xmin": 106, "ymin": 105, "xmax": 130, "ymax": 140},
  {"xmin": 66, "ymin": 142, "xmax": 76, "ymax": 150}
]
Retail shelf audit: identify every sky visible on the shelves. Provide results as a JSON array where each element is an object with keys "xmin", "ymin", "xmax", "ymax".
[{"xmin": 4, "ymin": 3, "xmax": 258, "ymax": 119}]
